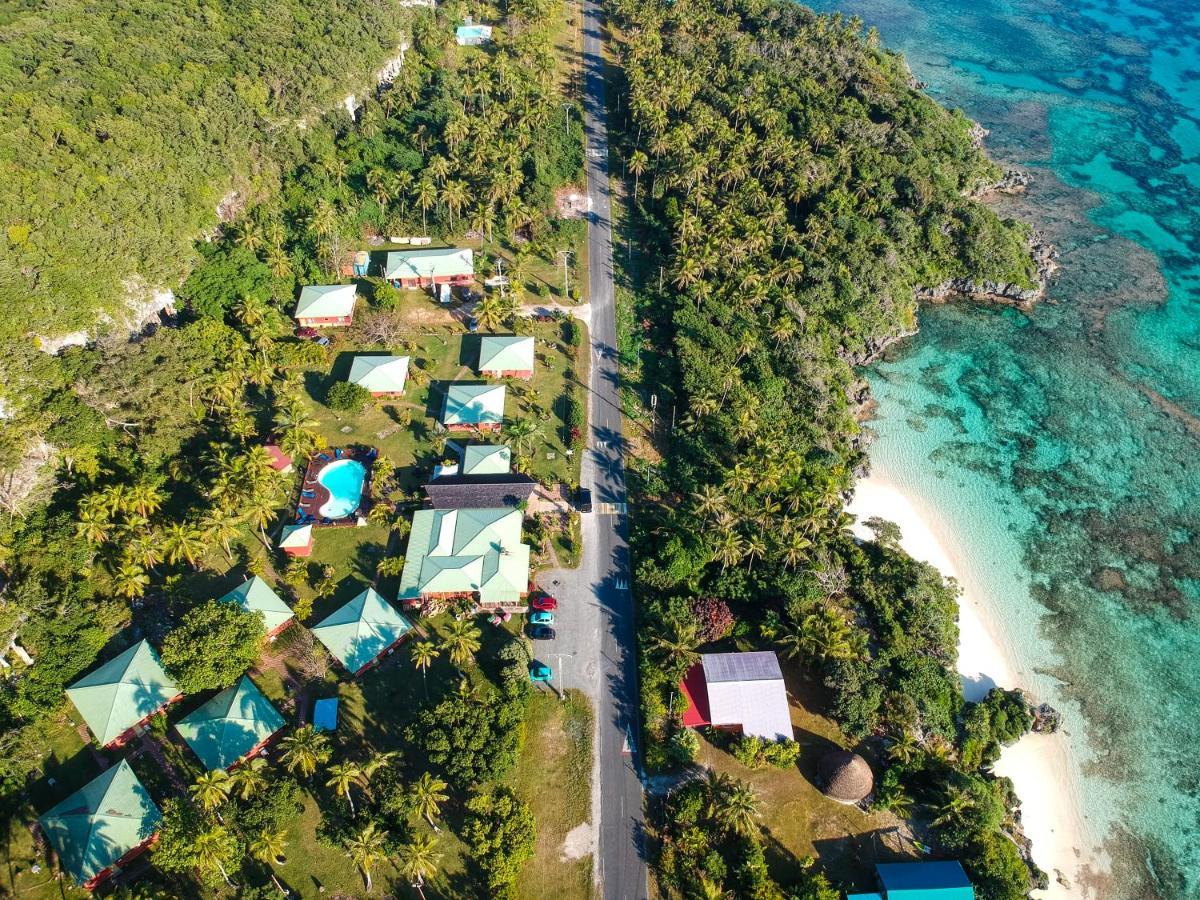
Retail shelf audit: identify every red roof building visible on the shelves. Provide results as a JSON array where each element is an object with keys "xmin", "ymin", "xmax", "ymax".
[
  {"xmin": 678, "ymin": 651, "xmax": 793, "ymax": 740},
  {"xmin": 264, "ymin": 444, "xmax": 293, "ymax": 473}
]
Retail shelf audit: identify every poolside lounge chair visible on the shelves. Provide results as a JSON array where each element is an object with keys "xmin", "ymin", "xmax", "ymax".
[
  {"xmin": 334, "ymin": 449, "xmax": 343, "ymax": 459},
  {"xmin": 301, "ymin": 490, "xmax": 316, "ymax": 498}
]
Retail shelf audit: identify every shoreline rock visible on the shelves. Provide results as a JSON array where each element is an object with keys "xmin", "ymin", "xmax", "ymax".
[{"xmin": 916, "ymin": 232, "xmax": 1059, "ymax": 309}]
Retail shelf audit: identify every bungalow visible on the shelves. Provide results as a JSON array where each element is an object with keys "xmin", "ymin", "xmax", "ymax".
[
  {"xmin": 175, "ymin": 675, "xmax": 287, "ymax": 770},
  {"xmin": 264, "ymin": 443, "xmax": 294, "ymax": 474},
  {"xmin": 425, "ymin": 444, "xmax": 536, "ymax": 509},
  {"xmin": 66, "ymin": 640, "xmax": 182, "ymax": 748},
  {"xmin": 848, "ymin": 861, "xmax": 975, "ymax": 900},
  {"xmin": 38, "ymin": 760, "xmax": 162, "ymax": 891},
  {"xmin": 348, "ymin": 354, "xmax": 410, "ymax": 397},
  {"xmin": 220, "ymin": 575, "xmax": 295, "ymax": 638},
  {"xmin": 384, "ymin": 247, "xmax": 474, "ymax": 289},
  {"xmin": 295, "ymin": 284, "xmax": 358, "ymax": 328},
  {"xmin": 278, "ymin": 523, "xmax": 314, "ymax": 557},
  {"xmin": 679, "ymin": 651, "xmax": 793, "ymax": 741},
  {"xmin": 442, "ymin": 383, "xmax": 506, "ymax": 432},
  {"xmin": 477, "ymin": 335, "xmax": 535, "ymax": 379},
  {"xmin": 311, "ymin": 587, "xmax": 414, "ymax": 677},
  {"xmin": 398, "ymin": 507, "xmax": 531, "ymax": 608}
]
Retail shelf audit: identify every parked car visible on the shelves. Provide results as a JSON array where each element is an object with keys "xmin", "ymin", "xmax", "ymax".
[
  {"xmin": 438, "ymin": 283, "xmax": 452, "ymax": 304},
  {"xmin": 467, "ymin": 315, "xmax": 479, "ymax": 332},
  {"xmin": 530, "ymin": 594, "xmax": 558, "ymax": 611},
  {"xmin": 296, "ymin": 326, "xmax": 319, "ymax": 339},
  {"xmin": 315, "ymin": 336, "xmax": 331, "ymax": 347},
  {"xmin": 529, "ymin": 663, "xmax": 553, "ymax": 683},
  {"xmin": 576, "ymin": 487, "xmax": 593, "ymax": 513},
  {"xmin": 529, "ymin": 624, "xmax": 556, "ymax": 640},
  {"xmin": 529, "ymin": 610, "xmax": 554, "ymax": 625}
]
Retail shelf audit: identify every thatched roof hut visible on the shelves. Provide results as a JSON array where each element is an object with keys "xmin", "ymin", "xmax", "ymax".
[{"xmin": 818, "ymin": 749, "xmax": 873, "ymax": 804}]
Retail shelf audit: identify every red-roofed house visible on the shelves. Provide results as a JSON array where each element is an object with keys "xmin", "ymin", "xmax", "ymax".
[{"xmin": 265, "ymin": 444, "xmax": 293, "ymax": 474}]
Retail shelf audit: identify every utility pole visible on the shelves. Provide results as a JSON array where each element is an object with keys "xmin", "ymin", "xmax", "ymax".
[
  {"xmin": 496, "ymin": 257, "xmax": 505, "ymax": 300},
  {"xmin": 557, "ymin": 249, "xmax": 573, "ymax": 300},
  {"xmin": 549, "ymin": 650, "xmax": 576, "ymax": 701}
]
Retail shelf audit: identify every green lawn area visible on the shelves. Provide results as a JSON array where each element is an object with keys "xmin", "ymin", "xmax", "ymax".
[
  {"xmin": 508, "ymin": 690, "xmax": 594, "ymax": 900},
  {"xmin": 697, "ymin": 667, "xmax": 918, "ymax": 891}
]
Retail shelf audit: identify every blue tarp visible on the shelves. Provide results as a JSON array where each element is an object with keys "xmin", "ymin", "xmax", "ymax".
[{"xmin": 312, "ymin": 697, "xmax": 339, "ymax": 732}]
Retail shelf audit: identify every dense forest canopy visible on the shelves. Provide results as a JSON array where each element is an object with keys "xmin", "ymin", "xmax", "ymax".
[
  {"xmin": 0, "ymin": 0, "xmax": 415, "ymax": 341},
  {"xmin": 609, "ymin": 0, "xmax": 1040, "ymax": 895}
]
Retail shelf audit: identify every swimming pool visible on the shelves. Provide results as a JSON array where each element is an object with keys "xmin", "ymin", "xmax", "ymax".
[{"xmin": 317, "ymin": 459, "xmax": 367, "ymax": 519}]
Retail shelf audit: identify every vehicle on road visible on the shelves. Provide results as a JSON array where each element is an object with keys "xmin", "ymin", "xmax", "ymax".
[
  {"xmin": 530, "ymin": 594, "xmax": 558, "ymax": 611},
  {"xmin": 576, "ymin": 487, "xmax": 593, "ymax": 513},
  {"xmin": 529, "ymin": 663, "xmax": 553, "ymax": 682},
  {"xmin": 528, "ymin": 624, "xmax": 556, "ymax": 640},
  {"xmin": 529, "ymin": 610, "xmax": 554, "ymax": 625}
]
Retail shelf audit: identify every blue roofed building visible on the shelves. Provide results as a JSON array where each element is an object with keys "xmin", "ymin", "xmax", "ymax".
[{"xmin": 847, "ymin": 861, "xmax": 975, "ymax": 900}]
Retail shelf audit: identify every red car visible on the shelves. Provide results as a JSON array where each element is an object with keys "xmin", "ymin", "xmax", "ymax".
[
  {"xmin": 295, "ymin": 326, "xmax": 319, "ymax": 339},
  {"xmin": 530, "ymin": 594, "xmax": 558, "ymax": 612}
]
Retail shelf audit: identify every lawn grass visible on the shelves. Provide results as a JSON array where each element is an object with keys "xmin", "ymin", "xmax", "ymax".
[
  {"xmin": 697, "ymin": 668, "xmax": 918, "ymax": 891},
  {"xmin": 508, "ymin": 689, "xmax": 594, "ymax": 900}
]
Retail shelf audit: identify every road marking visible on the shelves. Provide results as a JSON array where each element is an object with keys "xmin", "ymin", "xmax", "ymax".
[
  {"xmin": 586, "ymin": 147, "xmax": 607, "ymax": 158},
  {"xmin": 596, "ymin": 502, "xmax": 627, "ymax": 515},
  {"xmin": 614, "ymin": 576, "xmax": 629, "ymax": 590}
]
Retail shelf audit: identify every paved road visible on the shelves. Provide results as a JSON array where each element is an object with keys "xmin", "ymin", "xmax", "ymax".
[{"xmin": 576, "ymin": 0, "xmax": 649, "ymax": 896}]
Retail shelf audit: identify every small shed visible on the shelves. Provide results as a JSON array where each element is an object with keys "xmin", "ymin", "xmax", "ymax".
[
  {"xmin": 66, "ymin": 640, "xmax": 181, "ymax": 748},
  {"xmin": 220, "ymin": 575, "xmax": 294, "ymax": 637},
  {"xmin": 817, "ymin": 749, "xmax": 874, "ymax": 804},
  {"xmin": 279, "ymin": 523, "xmax": 314, "ymax": 557},
  {"xmin": 38, "ymin": 760, "xmax": 162, "ymax": 890},
  {"xmin": 349, "ymin": 354, "xmax": 410, "ymax": 397},
  {"xmin": 264, "ymin": 444, "xmax": 294, "ymax": 474},
  {"xmin": 478, "ymin": 335, "xmax": 535, "ymax": 379},
  {"xmin": 313, "ymin": 697, "xmax": 339, "ymax": 732},
  {"xmin": 175, "ymin": 675, "xmax": 286, "ymax": 770},
  {"xmin": 295, "ymin": 284, "xmax": 357, "ymax": 327}
]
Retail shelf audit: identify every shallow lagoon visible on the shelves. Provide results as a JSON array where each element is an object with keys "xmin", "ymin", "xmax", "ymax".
[{"xmin": 808, "ymin": 0, "xmax": 1200, "ymax": 894}]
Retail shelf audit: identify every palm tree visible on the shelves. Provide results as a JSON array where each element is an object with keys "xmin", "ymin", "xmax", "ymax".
[
  {"xmin": 415, "ymin": 179, "xmax": 438, "ymax": 233},
  {"xmin": 691, "ymin": 484, "xmax": 726, "ymax": 519},
  {"xmin": 410, "ymin": 641, "xmax": 439, "ymax": 696},
  {"xmin": 474, "ymin": 294, "xmax": 506, "ymax": 331},
  {"xmin": 931, "ymin": 784, "xmax": 976, "ymax": 829},
  {"xmin": 344, "ymin": 822, "xmax": 388, "ymax": 893},
  {"xmin": 712, "ymin": 529, "xmax": 746, "ymax": 573},
  {"xmin": 112, "ymin": 561, "xmax": 150, "ymax": 599},
  {"xmin": 76, "ymin": 509, "xmax": 111, "ymax": 547},
  {"xmin": 628, "ymin": 149, "xmax": 649, "ymax": 199},
  {"xmin": 505, "ymin": 417, "xmax": 542, "ymax": 456},
  {"xmin": 326, "ymin": 762, "xmax": 368, "ymax": 816},
  {"xmin": 412, "ymin": 772, "xmax": 449, "ymax": 832},
  {"xmin": 887, "ymin": 730, "xmax": 920, "ymax": 765},
  {"xmin": 715, "ymin": 781, "xmax": 760, "ymax": 837},
  {"xmin": 249, "ymin": 828, "xmax": 289, "ymax": 896},
  {"xmin": 199, "ymin": 509, "xmax": 242, "ymax": 563},
  {"xmin": 650, "ymin": 621, "xmax": 700, "ymax": 675},
  {"xmin": 194, "ymin": 825, "xmax": 239, "ymax": 887},
  {"xmin": 377, "ymin": 555, "xmax": 406, "ymax": 578},
  {"xmin": 398, "ymin": 834, "xmax": 442, "ymax": 899},
  {"xmin": 127, "ymin": 480, "xmax": 165, "ymax": 518},
  {"xmin": 440, "ymin": 618, "xmax": 482, "ymax": 670},
  {"xmin": 280, "ymin": 724, "xmax": 331, "ymax": 779},
  {"xmin": 232, "ymin": 757, "xmax": 269, "ymax": 800},
  {"xmin": 191, "ymin": 770, "xmax": 233, "ymax": 818},
  {"xmin": 163, "ymin": 522, "xmax": 205, "ymax": 568},
  {"xmin": 441, "ymin": 179, "xmax": 469, "ymax": 230}
]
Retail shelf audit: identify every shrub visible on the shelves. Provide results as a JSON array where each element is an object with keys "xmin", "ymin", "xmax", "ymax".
[
  {"xmin": 731, "ymin": 735, "xmax": 800, "ymax": 769},
  {"xmin": 689, "ymin": 596, "xmax": 735, "ymax": 643},
  {"xmin": 462, "ymin": 786, "xmax": 536, "ymax": 899},
  {"xmin": 160, "ymin": 600, "xmax": 265, "ymax": 693},
  {"xmin": 326, "ymin": 380, "xmax": 371, "ymax": 412}
]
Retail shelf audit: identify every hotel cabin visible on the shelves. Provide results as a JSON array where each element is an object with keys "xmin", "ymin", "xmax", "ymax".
[
  {"xmin": 384, "ymin": 247, "xmax": 475, "ymax": 289},
  {"xmin": 38, "ymin": 760, "xmax": 162, "ymax": 891},
  {"xmin": 311, "ymin": 587, "xmax": 414, "ymax": 677},
  {"xmin": 175, "ymin": 675, "xmax": 287, "ymax": 770},
  {"xmin": 441, "ymin": 383, "xmax": 506, "ymax": 433},
  {"xmin": 848, "ymin": 861, "xmax": 976, "ymax": 900},
  {"xmin": 477, "ymin": 335, "xmax": 536, "ymax": 379},
  {"xmin": 348, "ymin": 354, "xmax": 410, "ymax": 398},
  {"xmin": 220, "ymin": 575, "xmax": 295, "ymax": 638},
  {"xmin": 65, "ymin": 640, "xmax": 182, "ymax": 748},
  {"xmin": 294, "ymin": 284, "xmax": 358, "ymax": 328}
]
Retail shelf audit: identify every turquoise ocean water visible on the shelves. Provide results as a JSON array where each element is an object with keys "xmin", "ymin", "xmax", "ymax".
[{"xmin": 805, "ymin": 0, "xmax": 1200, "ymax": 895}]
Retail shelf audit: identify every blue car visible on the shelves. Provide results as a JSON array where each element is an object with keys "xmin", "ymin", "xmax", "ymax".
[
  {"xmin": 529, "ymin": 610, "xmax": 554, "ymax": 625},
  {"xmin": 529, "ymin": 663, "xmax": 553, "ymax": 683}
]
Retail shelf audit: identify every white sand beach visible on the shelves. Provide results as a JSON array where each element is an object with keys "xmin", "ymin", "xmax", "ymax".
[{"xmin": 847, "ymin": 475, "xmax": 1095, "ymax": 898}]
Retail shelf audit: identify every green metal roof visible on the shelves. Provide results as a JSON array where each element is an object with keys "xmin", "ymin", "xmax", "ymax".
[
  {"xmin": 38, "ymin": 760, "xmax": 161, "ymax": 885},
  {"xmin": 295, "ymin": 284, "xmax": 357, "ymax": 319},
  {"xmin": 349, "ymin": 354, "xmax": 410, "ymax": 393},
  {"xmin": 279, "ymin": 523, "xmax": 313, "ymax": 550},
  {"xmin": 442, "ymin": 383, "xmax": 506, "ymax": 426},
  {"xmin": 220, "ymin": 576, "xmax": 294, "ymax": 634},
  {"xmin": 311, "ymin": 587, "xmax": 413, "ymax": 675},
  {"xmin": 477, "ymin": 335, "xmax": 534, "ymax": 374},
  {"xmin": 384, "ymin": 247, "xmax": 474, "ymax": 281},
  {"xmin": 398, "ymin": 507, "xmax": 530, "ymax": 605},
  {"xmin": 462, "ymin": 444, "xmax": 512, "ymax": 475},
  {"xmin": 66, "ymin": 641, "xmax": 179, "ymax": 746},
  {"xmin": 175, "ymin": 675, "xmax": 286, "ymax": 770},
  {"xmin": 876, "ymin": 861, "xmax": 975, "ymax": 899}
]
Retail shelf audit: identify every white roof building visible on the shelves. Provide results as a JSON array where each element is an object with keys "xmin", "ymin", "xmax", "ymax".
[{"xmin": 681, "ymin": 651, "xmax": 793, "ymax": 741}]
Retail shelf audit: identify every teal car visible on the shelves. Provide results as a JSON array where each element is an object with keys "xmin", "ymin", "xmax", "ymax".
[
  {"xmin": 529, "ymin": 610, "xmax": 554, "ymax": 625},
  {"xmin": 529, "ymin": 663, "xmax": 553, "ymax": 683}
]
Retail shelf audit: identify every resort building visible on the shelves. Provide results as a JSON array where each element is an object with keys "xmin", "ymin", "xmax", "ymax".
[
  {"xmin": 279, "ymin": 523, "xmax": 314, "ymax": 557},
  {"xmin": 425, "ymin": 443, "xmax": 536, "ymax": 509},
  {"xmin": 455, "ymin": 23, "xmax": 493, "ymax": 45},
  {"xmin": 175, "ymin": 675, "xmax": 287, "ymax": 770},
  {"xmin": 441, "ymin": 383, "xmax": 506, "ymax": 432},
  {"xmin": 679, "ymin": 651, "xmax": 793, "ymax": 741},
  {"xmin": 294, "ymin": 284, "xmax": 358, "ymax": 328},
  {"xmin": 66, "ymin": 640, "xmax": 182, "ymax": 748},
  {"xmin": 817, "ymin": 749, "xmax": 874, "ymax": 805},
  {"xmin": 848, "ymin": 861, "xmax": 975, "ymax": 900},
  {"xmin": 348, "ymin": 354, "xmax": 410, "ymax": 397},
  {"xmin": 477, "ymin": 335, "xmax": 535, "ymax": 379},
  {"xmin": 37, "ymin": 760, "xmax": 162, "ymax": 891},
  {"xmin": 220, "ymin": 575, "xmax": 295, "ymax": 638},
  {"xmin": 398, "ymin": 507, "xmax": 531, "ymax": 608},
  {"xmin": 384, "ymin": 247, "xmax": 474, "ymax": 289},
  {"xmin": 311, "ymin": 587, "xmax": 414, "ymax": 677},
  {"xmin": 264, "ymin": 443, "xmax": 294, "ymax": 474}
]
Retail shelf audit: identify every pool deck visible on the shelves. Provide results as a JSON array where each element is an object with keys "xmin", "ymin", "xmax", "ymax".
[{"xmin": 296, "ymin": 448, "xmax": 376, "ymax": 527}]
